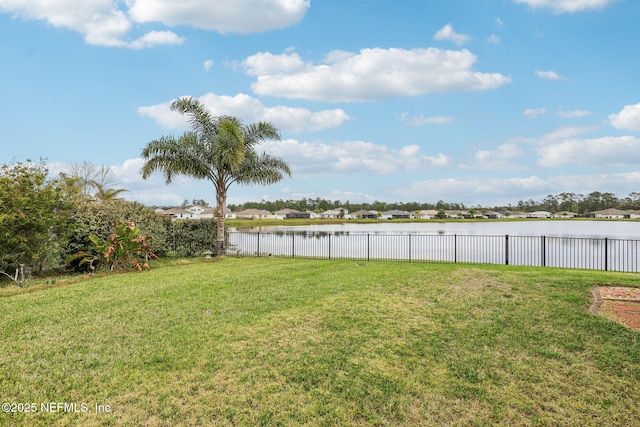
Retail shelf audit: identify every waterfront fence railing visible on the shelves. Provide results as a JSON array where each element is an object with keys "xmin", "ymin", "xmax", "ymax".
[{"xmin": 227, "ymin": 231, "xmax": 640, "ymax": 273}]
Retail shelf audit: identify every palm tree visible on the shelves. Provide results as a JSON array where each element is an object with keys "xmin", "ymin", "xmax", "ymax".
[
  {"xmin": 140, "ymin": 97, "xmax": 291, "ymax": 257},
  {"xmin": 92, "ymin": 182, "xmax": 128, "ymax": 201}
]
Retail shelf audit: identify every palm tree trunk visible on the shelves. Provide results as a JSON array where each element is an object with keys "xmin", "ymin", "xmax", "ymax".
[{"xmin": 215, "ymin": 185, "xmax": 226, "ymax": 257}]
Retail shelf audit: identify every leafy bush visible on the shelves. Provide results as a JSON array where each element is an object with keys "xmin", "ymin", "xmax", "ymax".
[
  {"xmin": 70, "ymin": 222, "xmax": 158, "ymax": 273},
  {"xmin": 0, "ymin": 161, "xmax": 76, "ymax": 278},
  {"xmin": 168, "ymin": 219, "xmax": 221, "ymax": 257},
  {"xmin": 65, "ymin": 199, "xmax": 171, "ymax": 271}
]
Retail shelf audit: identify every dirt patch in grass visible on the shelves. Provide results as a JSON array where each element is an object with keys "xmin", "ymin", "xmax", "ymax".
[{"xmin": 590, "ymin": 286, "xmax": 640, "ymax": 332}]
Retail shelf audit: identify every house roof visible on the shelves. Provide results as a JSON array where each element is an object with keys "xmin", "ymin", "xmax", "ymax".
[
  {"xmin": 275, "ymin": 208, "xmax": 301, "ymax": 214},
  {"xmin": 237, "ymin": 209, "xmax": 271, "ymax": 215},
  {"xmin": 590, "ymin": 208, "xmax": 630, "ymax": 215},
  {"xmin": 382, "ymin": 209, "xmax": 411, "ymax": 215},
  {"xmin": 158, "ymin": 207, "xmax": 192, "ymax": 215}
]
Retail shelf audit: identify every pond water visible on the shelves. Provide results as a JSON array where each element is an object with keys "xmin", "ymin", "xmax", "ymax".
[{"xmin": 231, "ymin": 220, "xmax": 640, "ymax": 239}]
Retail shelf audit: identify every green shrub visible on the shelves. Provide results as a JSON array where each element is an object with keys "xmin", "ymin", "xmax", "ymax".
[{"xmin": 70, "ymin": 222, "xmax": 158, "ymax": 272}]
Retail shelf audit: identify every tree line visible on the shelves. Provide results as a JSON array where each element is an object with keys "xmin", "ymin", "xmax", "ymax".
[{"xmin": 228, "ymin": 191, "xmax": 640, "ymax": 215}]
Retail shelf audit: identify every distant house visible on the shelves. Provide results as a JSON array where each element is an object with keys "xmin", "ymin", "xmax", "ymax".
[
  {"xmin": 306, "ymin": 210, "xmax": 320, "ymax": 220},
  {"xmin": 157, "ymin": 207, "xmax": 195, "ymax": 221},
  {"xmin": 320, "ymin": 208, "xmax": 348, "ymax": 219},
  {"xmin": 350, "ymin": 210, "xmax": 378, "ymax": 219},
  {"xmin": 502, "ymin": 210, "xmax": 527, "ymax": 218},
  {"xmin": 587, "ymin": 208, "xmax": 630, "ymax": 219},
  {"xmin": 186, "ymin": 205, "xmax": 208, "ymax": 216},
  {"xmin": 627, "ymin": 210, "xmax": 640, "ymax": 219},
  {"xmin": 483, "ymin": 211, "xmax": 502, "ymax": 219},
  {"xmin": 236, "ymin": 209, "xmax": 272, "ymax": 219},
  {"xmin": 202, "ymin": 208, "xmax": 236, "ymax": 219},
  {"xmin": 416, "ymin": 210, "xmax": 439, "ymax": 219},
  {"xmin": 526, "ymin": 211, "xmax": 552, "ymax": 218},
  {"xmin": 199, "ymin": 208, "xmax": 216, "ymax": 219},
  {"xmin": 553, "ymin": 211, "xmax": 578, "ymax": 218},
  {"xmin": 275, "ymin": 208, "xmax": 311, "ymax": 219},
  {"xmin": 445, "ymin": 210, "xmax": 466, "ymax": 218},
  {"xmin": 381, "ymin": 210, "xmax": 411, "ymax": 220}
]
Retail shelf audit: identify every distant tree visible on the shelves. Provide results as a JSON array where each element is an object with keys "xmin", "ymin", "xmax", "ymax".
[
  {"xmin": 62, "ymin": 161, "xmax": 123, "ymax": 201},
  {"xmin": 141, "ymin": 97, "xmax": 290, "ymax": 257},
  {"xmin": 93, "ymin": 182, "xmax": 128, "ymax": 201},
  {"xmin": 541, "ymin": 194, "xmax": 559, "ymax": 213},
  {"xmin": 191, "ymin": 199, "xmax": 210, "ymax": 207},
  {"xmin": 619, "ymin": 192, "xmax": 640, "ymax": 211}
]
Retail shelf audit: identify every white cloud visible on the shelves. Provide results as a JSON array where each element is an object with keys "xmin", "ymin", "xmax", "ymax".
[
  {"xmin": 496, "ymin": 17, "xmax": 504, "ymax": 29},
  {"xmin": 0, "ymin": 0, "xmax": 309, "ymax": 48},
  {"xmin": 542, "ymin": 125, "xmax": 599, "ymax": 140},
  {"xmin": 524, "ymin": 108, "xmax": 547, "ymax": 119},
  {"xmin": 204, "ymin": 60, "xmax": 214, "ymax": 71},
  {"xmin": 459, "ymin": 144, "xmax": 525, "ymax": 171},
  {"xmin": 535, "ymin": 69, "xmax": 564, "ymax": 80},
  {"xmin": 0, "ymin": 0, "xmax": 133, "ymax": 47},
  {"xmin": 433, "ymin": 24, "xmax": 470, "ymax": 45},
  {"xmin": 259, "ymin": 139, "xmax": 450, "ymax": 176},
  {"xmin": 401, "ymin": 113, "xmax": 455, "ymax": 126},
  {"xmin": 128, "ymin": 0, "xmax": 310, "ymax": 33},
  {"xmin": 514, "ymin": 0, "xmax": 618, "ymax": 13},
  {"xmin": 487, "ymin": 34, "xmax": 501, "ymax": 45},
  {"xmin": 127, "ymin": 31, "xmax": 185, "ymax": 49},
  {"xmin": 537, "ymin": 136, "xmax": 640, "ymax": 167},
  {"xmin": 609, "ymin": 103, "xmax": 640, "ymax": 131},
  {"xmin": 556, "ymin": 110, "xmax": 593, "ymax": 118},
  {"xmin": 246, "ymin": 48, "xmax": 511, "ymax": 102},
  {"xmin": 137, "ymin": 92, "xmax": 350, "ymax": 133},
  {"xmin": 242, "ymin": 51, "xmax": 308, "ymax": 75}
]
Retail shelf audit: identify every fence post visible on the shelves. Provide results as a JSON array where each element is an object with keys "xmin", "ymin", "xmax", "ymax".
[
  {"xmin": 541, "ymin": 235, "xmax": 546, "ymax": 267},
  {"xmin": 367, "ymin": 234, "xmax": 370, "ymax": 262},
  {"xmin": 408, "ymin": 234, "xmax": 412, "ymax": 262},
  {"xmin": 505, "ymin": 234, "xmax": 509, "ymax": 265},
  {"xmin": 454, "ymin": 234, "xmax": 457, "ymax": 263},
  {"xmin": 257, "ymin": 232, "xmax": 260, "ymax": 257},
  {"xmin": 328, "ymin": 234, "xmax": 331, "ymax": 260},
  {"xmin": 604, "ymin": 237, "xmax": 608, "ymax": 271},
  {"xmin": 292, "ymin": 233, "xmax": 295, "ymax": 258}
]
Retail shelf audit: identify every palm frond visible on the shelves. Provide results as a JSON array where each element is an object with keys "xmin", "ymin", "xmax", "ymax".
[
  {"xmin": 243, "ymin": 122, "xmax": 281, "ymax": 149},
  {"xmin": 234, "ymin": 152, "xmax": 291, "ymax": 186},
  {"xmin": 170, "ymin": 97, "xmax": 218, "ymax": 137},
  {"xmin": 214, "ymin": 117, "xmax": 246, "ymax": 172},
  {"xmin": 141, "ymin": 133, "xmax": 213, "ymax": 183}
]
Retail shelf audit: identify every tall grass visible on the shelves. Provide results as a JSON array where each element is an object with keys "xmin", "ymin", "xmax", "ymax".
[{"xmin": 1, "ymin": 258, "xmax": 639, "ymax": 426}]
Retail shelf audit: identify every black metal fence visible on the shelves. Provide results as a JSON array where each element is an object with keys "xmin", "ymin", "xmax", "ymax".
[{"xmin": 227, "ymin": 231, "xmax": 640, "ymax": 273}]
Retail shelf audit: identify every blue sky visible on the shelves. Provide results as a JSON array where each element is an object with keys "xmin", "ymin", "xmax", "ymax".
[{"xmin": 2, "ymin": 0, "xmax": 640, "ymax": 208}]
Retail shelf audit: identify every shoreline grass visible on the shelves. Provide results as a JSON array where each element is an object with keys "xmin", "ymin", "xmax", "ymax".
[{"xmin": 2, "ymin": 258, "xmax": 640, "ymax": 426}]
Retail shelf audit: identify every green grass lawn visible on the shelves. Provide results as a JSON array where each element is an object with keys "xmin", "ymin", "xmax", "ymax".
[{"xmin": 2, "ymin": 258, "xmax": 640, "ymax": 426}]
